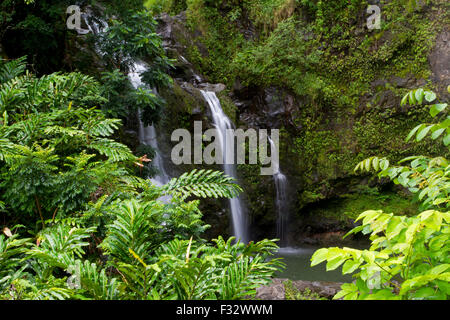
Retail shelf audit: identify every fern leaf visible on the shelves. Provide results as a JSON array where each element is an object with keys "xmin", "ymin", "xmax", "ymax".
[{"xmin": 162, "ymin": 169, "xmax": 243, "ymax": 199}]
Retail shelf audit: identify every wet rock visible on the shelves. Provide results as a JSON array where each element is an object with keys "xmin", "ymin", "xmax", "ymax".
[
  {"xmin": 256, "ymin": 278, "xmax": 286, "ymax": 300},
  {"xmin": 256, "ymin": 278, "xmax": 343, "ymax": 300},
  {"xmin": 198, "ymin": 82, "xmax": 226, "ymax": 93},
  {"xmin": 234, "ymin": 86, "xmax": 298, "ymax": 130},
  {"xmin": 429, "ymin": 29, "xmax": 450, "ymax": 97}
]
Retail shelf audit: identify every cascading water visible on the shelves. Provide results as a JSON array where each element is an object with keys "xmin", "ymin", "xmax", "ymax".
[
  {"xmin": 268, "ymin": 137, "xmax": 288, "ymax": 246},
  {"xmin": 81, "ymin": 12, "xmax": 170, "ymax": 188},
  {"xmin": 200, "ymin": 90, "xmax": 248, "ymax": 243},
  {"xmin": 128, "ymin": 62, "xmax": 170, "ymax": 187}
]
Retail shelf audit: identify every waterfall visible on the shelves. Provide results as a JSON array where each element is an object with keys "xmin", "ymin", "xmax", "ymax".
[
  {"xmin": 128, "ymin": 62, "xmax": 170, "ymax": 187},
  {"xmin": 268, "ymin": 137, "xmax": 288, "ymax": 246},
  {"xmin": 81, "ymin": 10, "xmax": 170, "ymax": 201},
  {"xmin": 200, "ymin": 90, "xmax": 248, "ymax": 243}
]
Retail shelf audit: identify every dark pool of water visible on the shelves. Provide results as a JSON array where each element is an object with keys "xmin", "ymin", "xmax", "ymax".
[{"xmin": 273, "ymin": 244, "xmax": 367, "ymax": 283}]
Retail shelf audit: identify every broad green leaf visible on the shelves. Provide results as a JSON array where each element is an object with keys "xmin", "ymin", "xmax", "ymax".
[
  {"xmin": 372, "ymin": 157, "xmax": 379, "ymax": 171},
  {"xmin": 311, "ymin": 248, "xmax": 328, "ymax": 266},
  {"xmin": 362, "ymin": 251, "xmax": 375, "ymax": 264},
  {"xmin": 429, "ymin": 264, "xmax": 449, "ymax": 275},
  {"xmin": 326, "ymin": 256, "xmax": 346, "ymax": 271},
  {"xmin": 380, "ymin": 159, "xmax": 390, "ymax": 171},
  {"xmin": 415, "ymin": 88, "xmax": 424, "ymax": 104},
  {"xmin": 443, "ymin": 134, "xmax": 450, "ymax": 146},
  {"xmin": 365, "ymin": 158, "xmax": 371, "ymax": 172},
  {"xmin": 416, "ymin": 125, "xmax": 433, "ymax": 141},
  {"xmin": 401, "ymin": 92, "xmax": 409, "ymax": 106},
  {"xmin": 409, "ymin": 91, "xmax": 417, "ymax": 105},
  {"xmin": 431, "ymin": 127, "xmax": 446, "ymax": 140},
  {"xmin": 406, "ymin": 124, "xmax": 423, "ymax": 142},
  {"xmin": 430, "ymin": 103, "xmax": 447, "ymax": 117},
  {"xmin": 342, "ymin": 259, "xmax": 361, "ymax": 274}
]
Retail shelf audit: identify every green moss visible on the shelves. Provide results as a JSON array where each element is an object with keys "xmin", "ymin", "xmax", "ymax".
[
  {"xmin": 308, "ymin": 188, "xmax": 419, "ymax": 222},
  {"xmin": 160, "ymin": 81, "xmax": 205, "ymax": 131},
  {"xmin": 160, "ymin": 0, "xmax": 449, "ymax": 223},
  {"xmin": 217, "ymin": 91, "xmax": 237, "ymax": 123},
  {"xmin": 182, "ymin": 0, "xmax": 446, "ymax": 110},
  {"xmin": 284, "ymin": 280, "xmax": 328, "ymax": 300}
]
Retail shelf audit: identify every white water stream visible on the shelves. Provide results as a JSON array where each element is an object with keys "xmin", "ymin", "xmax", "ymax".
[
  {"xmin": 200, "ymin": 90, "xmax": 248, "ymax": 243},
  {"xmin": 268, "ymin": 137, "xmax": 288, "ymax": 246}
]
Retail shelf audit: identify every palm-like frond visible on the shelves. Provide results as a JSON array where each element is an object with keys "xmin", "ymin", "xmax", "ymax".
[
  {"xmin": 220, "ymin": 255, "xmax": 281, "ymax": 300},
  {"xmin": 0, "ymin": 56, "xmax": 27, "ymax": 83},
  {"xmin": 28, "ymin": 286, "xmax": 73, "ymax": 300},
  {"xmin": 27, "ymin": 225, "xmax": 96, "ymax": 271},
  {"xmin": 100, "ymin": 199, "xmax": 160, "ymax": 264},
  {"xmin": 69, "ymin": 259, "xmax": 120, "ymax": 300},
  {"xmin": 0, "ymin": 233, "xmax": 31, "ymax": 291},
  {"xmin": 84, "ymin": 118, "xmax": 122, "ymax": 137}
]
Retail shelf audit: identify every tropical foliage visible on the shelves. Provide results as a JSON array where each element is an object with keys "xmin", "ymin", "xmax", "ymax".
[
  {"xmin": 0, "ymin": 56, "xmax": 283, "ymax": 300},
  {"xmin": 311, "ymin": 88, "xmax": 450, "ymax": 300}
]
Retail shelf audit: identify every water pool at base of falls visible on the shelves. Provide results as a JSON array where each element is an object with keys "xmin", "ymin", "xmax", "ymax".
[{"xmin": 273, "ymin": 243, "xmax": 369, "ymax": 283}]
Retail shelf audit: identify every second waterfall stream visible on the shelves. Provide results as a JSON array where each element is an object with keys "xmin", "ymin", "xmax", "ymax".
[
  {"xmin": 200, "ymin": 90, "xmax": 249, "ymax": 244},
  {"xmin": 268, "ymin": 137, "xmax": 289, "ymax": 246}
]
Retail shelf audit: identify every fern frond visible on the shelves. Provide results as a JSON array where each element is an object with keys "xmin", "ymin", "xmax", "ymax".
[
  {"xmin": 84, "ymin": 118, "xmax": 122, "ymax": 137},
  {"xmin": 31, "ymin": 287, "xmax": 73, "ymax": 300},
  {"xmin": 89, "ymin": 138, "xmax": 135, "ymax": 162},
  {"xmin": 162, "ymin": 169, "xmax": 243, "ymax": 199},
  {"xmin": 28, "ymin": 225, "xmax": 95, "ymax": 264},
  {"xmin": 220, "ymin": 256, "xmax": 279, "ymax": 300}
]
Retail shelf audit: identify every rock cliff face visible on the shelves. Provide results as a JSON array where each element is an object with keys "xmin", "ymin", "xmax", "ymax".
[{"xmin": 152, "ymin": 4, "xmax": 449, "ymax": 244}]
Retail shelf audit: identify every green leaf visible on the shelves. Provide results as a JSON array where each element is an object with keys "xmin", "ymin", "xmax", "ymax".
[
  {"xmin": 401, "ymin": 92, "xmax": 409, "ymax": 106},
  {"xmin": 365, "ymin": 158, "xmax": 371, "ymax": 172},
  {"xmin": 372, "ymin": 157, "xmax": 379, "ymax": 171},
  {"xmin": 342, "ymin": 259, "xmax": 361, "ymax": 275},
  {"xmin": 429, "ymin": 264, "xmax": 449, "ymax": 275},
  {"xmin": 362, "ymin": 251, "xmax": 375, "ymax": 264},
  {"xmin": 406, "ymin": 124, "xmax": 423, "ymax": 142},
  {"xmin": 431, "ymin": 127, "xmax": 446, "ymax": 140},
  {"xmin": 415, "ymin": 88, "xmax": 424, "ymax": 104},
  {"xmin": 443, "ymin": 134, "xmax": 450, "ymax": 146},
  {"xmin": 408, "ymin": 91, "xmax": 417, "ymax": 105},
  {"xmin": 416, "ymin": 125, "xmax": 433, "ymax": 141},
  {"xmin": 326, "ymin": 256, "xmax": 346, "ymax": 271},
  {"xmin": 424, "ymin": 91, "xmax": 437, "ymax": 103},
  {"xmin": 311, "ymin": 248, "xmax": 328, "ymax": 267},
  {"xmin": 430, "ymin": 104, "xmax": 447, "ymax": 117}
]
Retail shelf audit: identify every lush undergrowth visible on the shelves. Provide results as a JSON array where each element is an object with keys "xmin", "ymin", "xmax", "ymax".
[
  {"xmin": 0, "ymin": 53, "xmax": 283, "ymax": 301},
  {"xmin": 0, "ymin": 0, "xmax": 448, "ymax": 301},
  {"xmin": 0, "ymin": 1, "xmax": 284, "ymax": 300},
  {"xmin": 312, "ymin": 88, "xmax": 450, "ymax": 300}
]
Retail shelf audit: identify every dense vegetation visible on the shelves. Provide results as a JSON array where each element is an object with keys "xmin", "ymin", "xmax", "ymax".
[
  {"xmin": 312, "ymin": 88, "xmax": 450, "ymax": 299},
  {"xmin": 0, "ymin": 1, "xmax": 283, "ymax": 300},
  {"xmin": 144, "ymin": 0, "xmax": 449, "ymax": 229},
  {"xmin": 0, "ymin": 0, "xmax": 449, "ymax": 301}
]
